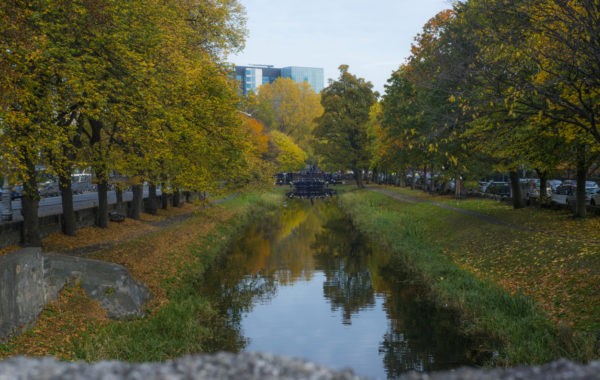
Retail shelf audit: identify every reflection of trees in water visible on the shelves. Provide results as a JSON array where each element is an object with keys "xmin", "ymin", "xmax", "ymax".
[
  {"xmin": 196, "ymin": 232, "xmax": 278, "ymax": 352},
  {"xmin": 378, "ymin": 269, "xmax": 488, "ymax": 377},
  {"xmin": 312, "ymin": 214, "xmax": 375, "ymax": 325},
  {"xmin": 196, "ymin": 200, "xmax": 491, "ymax": 376}
]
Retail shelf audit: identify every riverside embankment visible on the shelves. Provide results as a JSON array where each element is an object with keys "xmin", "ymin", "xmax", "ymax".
[
  {"xmin": 0, "ymin": 191, "xmax": 284, "ymax": 360},
  {"xmin": 1, "ymin": 186, "xmax": 597, "ymax": 373},
  {"xmin": 337, "ymin": 185, "xmax": 599, "ymax": 365}
]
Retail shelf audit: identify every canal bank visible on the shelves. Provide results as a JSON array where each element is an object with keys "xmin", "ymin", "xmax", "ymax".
[
  {"xmin": 0, "ymin": 191, "xmax": 285, "ymax": 361},
  {"xmin": 192, "ymin": 197, "xmax": 493, "ymax": 378},
  {"xmin": 1, "ymin": 186, "xmax": 596, "ymax": 373},
  {"xmin": 336, "ymin": 186, "xmax": 598, "ymax": 365}
]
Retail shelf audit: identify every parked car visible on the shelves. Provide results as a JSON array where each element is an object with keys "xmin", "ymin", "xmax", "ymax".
[
  {"xmin": 591, "ymin": 188, "xmax": 600, "ymax": 206},
  {"xmin": 586, "ymin": 181, "xmax": 599, "ymax": 190},
  {"xmin": 11, "ymin": 185, "xmax": 22, "ymax": 200},
  {"xmin": 548, "ymin": 179, "xmax": 562, "ymax": 192},
  {"xmin": 551, "ymin": 184, "xmax": 576, "ymax": 205},
  {"xmin": 521, "ymin": 179, "xmax": 552, "ymax": 202},
  {"xmin": 71, "ymin": 173, "xmax": 95, "ymax": 194},
  {"xmin": 478, "ymin": 180, "xmax": 493, "ymax": 193},
  {"xmin": 566, "ymin": 186, "xmax": 600, "ymax": 206},
  {"xmin": 485, "ymin": 182, "xmax": 511, "ymax": 198},
  {"xmin": 38, "ymin": 181, "xmax": 60, "ymax": 198}
]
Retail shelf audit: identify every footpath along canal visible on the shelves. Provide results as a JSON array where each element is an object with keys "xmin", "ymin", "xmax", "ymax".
[{"xmin": 196, "ymin": 199, "xmax": 494, "ymax": 379}]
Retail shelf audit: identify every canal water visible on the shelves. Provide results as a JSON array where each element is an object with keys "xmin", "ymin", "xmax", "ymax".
[{"xmin": 198, "ymin": 199, "xmax": 489, "ymax": 379}]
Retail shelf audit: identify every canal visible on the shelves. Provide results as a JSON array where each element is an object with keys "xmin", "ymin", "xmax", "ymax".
[{"xmin": 198, "ymin": 199, "xmax": 490, "ymax": 379}]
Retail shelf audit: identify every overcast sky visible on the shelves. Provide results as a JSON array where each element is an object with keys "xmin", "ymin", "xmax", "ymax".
[{"xmin": 231, "ymin": 0, "xmax": 453, "ymax": 94}]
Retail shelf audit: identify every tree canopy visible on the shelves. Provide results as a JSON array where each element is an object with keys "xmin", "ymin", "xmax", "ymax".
[
  {"xmin": 313, "ymin": 65, "xmax": 377, "ymax": 187},
  {"xmin": 251, "ymin": 77, "xmax": 323, "ymax": 158},
  {"xmin": 375, "ymin": 1, "xmax": 599, "ymax": 215},
  {"xmin": 0, "ymin": 0, "xmax": 269, "ymax": 243}
]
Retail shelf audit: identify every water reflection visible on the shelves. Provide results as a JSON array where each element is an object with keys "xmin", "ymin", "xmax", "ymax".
[
  {"xmin": 378, "ymin": 268, "xmax": 485, "ymax": 377},
  {"xmin": 312, "ymin": 213, "xmax": 377, "ymax": 325},
  {"xmin": 197, "ymin": 199, "xmax": 490, "ymax": 378}
]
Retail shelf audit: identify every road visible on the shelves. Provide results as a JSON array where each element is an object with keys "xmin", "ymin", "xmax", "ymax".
[{"xmin": 1, "ymin": 187, "xmax": 155, "ymax": 223}]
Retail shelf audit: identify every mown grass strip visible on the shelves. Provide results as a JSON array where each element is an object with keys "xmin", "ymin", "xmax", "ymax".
[
  {"xmin": 376, "ymin": 186, "xmax": 600, "ymax": 338},
  {"xmin": 337, "ymin": 188, "xmax": 593, "ymax": 365}
]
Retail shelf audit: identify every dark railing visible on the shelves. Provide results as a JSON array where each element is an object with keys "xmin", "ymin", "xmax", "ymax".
[{"xmin": 286, "ymin": 177, "xmax": 336, "ymax": 198}]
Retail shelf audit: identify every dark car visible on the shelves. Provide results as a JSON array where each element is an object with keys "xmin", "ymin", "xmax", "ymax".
[
  {"xmin": 485, "ymin": 182, "xmax": 511, "ymax": 198},
  {"xmin": 10, "ymin": 185, "xmax": 22, "ymax": 200}
]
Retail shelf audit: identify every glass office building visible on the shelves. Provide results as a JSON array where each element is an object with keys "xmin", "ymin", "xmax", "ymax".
[
  {"xmin": 234, "ymin": 65, "xmax": 324, "ymax": 95},
  {"xmin": 235, "ymin": 65, "xmax": 281, "ymax": 95},
  {"xmin": 281, "ymin": 66, "xmax": 324, "ymax": 93}
]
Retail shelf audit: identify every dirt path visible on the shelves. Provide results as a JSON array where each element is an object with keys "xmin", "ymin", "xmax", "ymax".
[
  {"xmin": 41, "ymin": 205, "xmax": 203, "ymax": 257},
  {"xmin": 368, "ymin": 186, "xmax": 600, "ymax": 245},
  {"xmin": 368, "ymin": 186, "xmax": 536, "ymax": 229}
]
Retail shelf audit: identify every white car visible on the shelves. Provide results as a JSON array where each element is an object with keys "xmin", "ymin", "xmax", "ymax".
[
  {"xmin": 591, "ymin": 188, "xmax": 600, "ymax": 206},
  {"xmin": 548, "ymin": 179, "xmax": 562, "ymax": 192},
  {"xmin": 551, "ymin": 185, "xmax": 575, "ymax": 205},
  {"xmin": 566, "ymin": 186, "xmax": 599, "ymax": 206}
]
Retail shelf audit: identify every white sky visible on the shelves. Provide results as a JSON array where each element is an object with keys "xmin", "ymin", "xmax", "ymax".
[{"xmin": 231, "ymin": 0, "xmax": 453, "ymax": 95}]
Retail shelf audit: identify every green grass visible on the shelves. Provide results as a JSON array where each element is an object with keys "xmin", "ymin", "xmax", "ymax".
[
  {"xmin": 74, "ymin": 191, "xmax": 284, "ymax": 362},
  {"xmin": 336, "ymin": 187, "xmax": 595, "ymax": 365}
]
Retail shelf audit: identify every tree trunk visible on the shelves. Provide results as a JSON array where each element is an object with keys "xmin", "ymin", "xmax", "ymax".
[
  {"xmin": 575, "ymin": 147, "xmax": 587, "ymax": 218},
  {"xmin": 455, "ymin": 175, "xmax": 462, "ymax": 199},
  {"xmin": 21, "ymin": 195, "xmax": 41, "ymax": 246},
  {"xmin": 353, "ymin": 167, "xmax": 364, "ymax": 188},
  {"xmin": 58, "ymin": 172, "xmax": 76, "ymax": 236},
  {"xmin": 537, "ymin": 170, "xmax": 548, "ymax": 199},
  {"xmin": 161, "ymin": 183, "xmax": 169, "ymax": 210},
  {"xmin": 509, "ymin": 171, "xmax": 525, "ymax": 209},
  {"xmin": 162, "ymin": 193, "xmax": 169, "ymax": 209},
  {"xmin": 21, "ymin": 162, "xmax": 42, "ymax": 246},
  {"xmin": 96, "ymin": 176, "xmax": 109, "ymax": 228},
  {"xmin": 116, "ymin": 187, "xmax": 124, "ymax": 213},
  {"xmin": 131, "ymin": 184, "xmax": 143, "ymax": 220},
  {"xmin": 172, "ymin": 189, "xmax": 181, "ymax": 207},
  {"xmin": 147, "ymin": 183, "xmax": 157, "ymax": 215}
]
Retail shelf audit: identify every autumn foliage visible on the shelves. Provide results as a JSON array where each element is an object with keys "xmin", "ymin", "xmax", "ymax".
[
  {"xmin": 375, "ymin": 0, "xmax": 599, "ymax": 216},
  {"xmin": 0, "ymin": 0, "xmax": 270, "ymax": 243}
]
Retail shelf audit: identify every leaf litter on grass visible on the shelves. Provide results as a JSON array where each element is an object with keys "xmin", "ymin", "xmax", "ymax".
[{"xmin": 0, "ymin": 202, "xmax": 237, "ymax": 360}]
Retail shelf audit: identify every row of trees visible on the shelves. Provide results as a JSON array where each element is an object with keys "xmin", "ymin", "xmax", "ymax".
[
  {"xmin": 309, "ymin": 1, "xmax": 598, "ymax": 218},
  {"xmin": 0, "ymin": 0, "xmax": 274, "ymax": 245},
  {"xmin": 375, "ymin": 0, "xmax": 599, "ymax": 217}
]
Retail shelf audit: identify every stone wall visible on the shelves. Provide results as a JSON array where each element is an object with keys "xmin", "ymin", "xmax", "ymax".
[
  {"xmin": 0, "ymin": 195, "xmax": 167, "ymax": 247},
  {"xmin": 0, "ymin": 354, "xmax": 598, "ymax": 380},
  {"xmin": 0, "ymin": 206, "xmax": 104, "ymax": 247},
  {"xmin": 0, "ymin": 248, "xmax": 47, "ymax": 339},
  {"xmin": 0, "ymin": 248, "xmax": 149, "ymax": 340}
]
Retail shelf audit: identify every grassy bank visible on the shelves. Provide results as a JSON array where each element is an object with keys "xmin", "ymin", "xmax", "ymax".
[
  {"xmin": 337, "ymin": 186, "xmax": 598, "ymax": 365},
  {"xmin": 0, "ymin": 190, "xmax": 284, "ymax": 361}
]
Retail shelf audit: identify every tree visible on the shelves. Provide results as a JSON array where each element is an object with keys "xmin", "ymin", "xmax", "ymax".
[
  {"xmin": 254, "ymin": 78, "xmax": 323, "ymax": 157},
  {"xmin": 456, "ymin": 0, "xmax": 598, "ymax": 214},
  {"xmin": 0, "ymin": 0, "xmax": 250, "ymax": 241},
  {"xmin": 313, "ymin": 65, "xmax": 377, "ymax": 187},
  {"xmin": 238, "ymin": 113, "xmax": 274, "ymax": 185},
  {"xmin": 0, "ymin": 0, "xmax": 70, "ymax": 245},
  {"xmin": 524, "ymin": 0, "xmax": 600, "ymax": 146},
  {"xmin": 267, "ymin": 130, "xmax": 308, "ymax": 172},
  {"xmin": 380, "ymin": 68, "xmax": 428, "ymax": 186}
]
